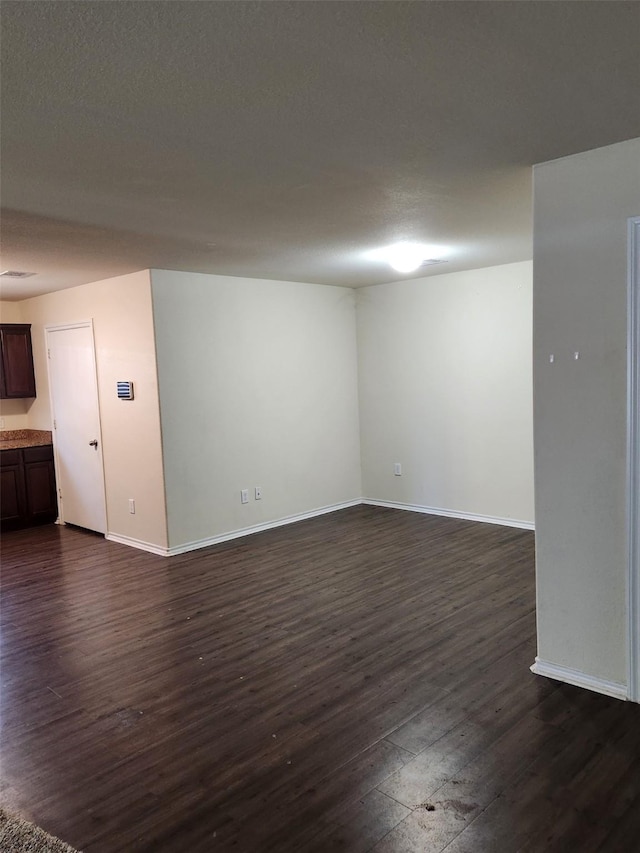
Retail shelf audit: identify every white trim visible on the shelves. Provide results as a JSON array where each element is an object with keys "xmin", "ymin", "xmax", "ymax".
[
  {"xmin": 627, "ymin": 216, "xmax": 640, "ymax": 702},
  {"xmin": 362, "ymin": 499, "xmax": 535, "ymax": 531},
  {"xmin": 105, "ymin": 532, "xmax": 169, "ymax": 557},
  {"xmin": 44, "ymin": 320, "xmax": 96, "ymax": 333},
  {"xmin": 530, "ymin": 657, "xmax": 627, "ymax": 701},
  {"xmin": 164, "ymin": 500, "xmax": 362, "ymax": 557}
]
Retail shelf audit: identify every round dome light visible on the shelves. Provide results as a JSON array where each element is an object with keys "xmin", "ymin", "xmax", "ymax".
[{"xmin": 387, "ymin": 243, "xmax": 426, "ymax": 273}]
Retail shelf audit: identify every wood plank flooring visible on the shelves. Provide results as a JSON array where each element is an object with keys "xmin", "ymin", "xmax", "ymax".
[{"xmin": 1, "ymin": 505, "xmax": 639, "ymax": 852}]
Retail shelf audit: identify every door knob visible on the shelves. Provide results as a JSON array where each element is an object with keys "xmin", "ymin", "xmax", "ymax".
[{"xmin": 89, "ymin": 439, "xmax": 98, "ymax": 448}]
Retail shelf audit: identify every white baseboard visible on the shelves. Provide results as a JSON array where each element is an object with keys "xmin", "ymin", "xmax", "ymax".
[
  {"xmin": 105, "ymin": 498, "xmax": 532, "ymax": 557},
  {"xmin": 530, "ymin": 657, "xmax": 627, "ymax": 701},
  {"xmin": 362, "ymin": 499, "xmax": 535, "ymax": 531},
  {"xmin": 106, "ymin": 532, "xmax": 169, "ymax": 557},
  {"xmin": 165, "ymin": 499, "xmax": 362, "ymax": 556}
]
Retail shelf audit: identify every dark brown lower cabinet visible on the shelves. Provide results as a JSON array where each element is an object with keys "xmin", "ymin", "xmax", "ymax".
[
  {"xmin": 0, "ymin": 445, "xmax": 57, "ymax": 530},
  {"xmin": 0, "ymin": 451, "xmax": 26, "ymax": 525}
]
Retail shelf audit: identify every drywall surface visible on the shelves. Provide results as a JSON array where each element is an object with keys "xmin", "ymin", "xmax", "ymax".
[
  {"xmin": 357, "ymin": 261, "xmax": 534, "ymax": 525},
  {"xmin": 0, "ymin": 301, "xmax": 25, "ymax": 322},
  {"xmin": 23, "ymin": 271, "xmax": 168, "ymax": 549},
  {"xmin": 0, "ymin": 300, "xmax": 30, "ymax": 428},
  {"xmin": 533, "ymin": 137, "xmax": 640, "ymax": 686},
  {"xmin": 151, "ymin": 270, "xmax": 362, "ymax": 549}
]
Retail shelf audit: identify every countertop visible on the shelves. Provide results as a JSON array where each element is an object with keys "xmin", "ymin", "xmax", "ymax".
[{"xmin": 0, "ymin": 429, "xmax": 53, "ymax": 450}]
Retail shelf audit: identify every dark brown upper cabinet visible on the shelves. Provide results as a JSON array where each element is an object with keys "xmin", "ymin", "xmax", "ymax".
[{"xmin": 0, "ymin": 324, "xmax": 36, "ymax": 398}]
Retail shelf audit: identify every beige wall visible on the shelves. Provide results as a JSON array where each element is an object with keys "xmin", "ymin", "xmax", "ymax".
[
  {"xmin": 0, "ymin": 301, "xmax": 25, "ymax": 323},
  {"xmin": 533, "ymin": 137, "xmax": 640, "ymax": 687},
  {"xmin": 0, "ymin": 299, "xmax": 32, "ymax": 429},
  {"xmin": 151, "ymin": 270, "xmax": 362, "ymax": 550},
  {"xmin": 357, "ymin": 261, "xmax": 534, "ymax": 526},
  {"xmin": 23, "ymin": 271, "xmax": 168, "ymax": 550}
]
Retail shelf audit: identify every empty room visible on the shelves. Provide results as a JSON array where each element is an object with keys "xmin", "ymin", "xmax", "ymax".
[{"xmin": 1, "ymin": 2, "xmax": 640, "ymax": 852}]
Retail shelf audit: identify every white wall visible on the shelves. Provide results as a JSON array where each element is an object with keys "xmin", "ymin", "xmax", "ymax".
[
  {"xmin": 151, "ymin": 270, "xmax": 362, "ymax": 550},
  {"xmin": 357, "ymin": 261, "xmax": 534, "ymax": 526},
  {"xmin": 5, "ymin": 261, "xmax": 533, "ymax": 555},
  {"xmin": 533, "ymin": 137, "xmax": 640, "ymax": 688},
  {"xmin": 23, "ymin": 271, "xmax": 168, "ymax": 550},
  {"xmin": 0, "ymin": 299, "xmax": 32, "ymax": 429}
]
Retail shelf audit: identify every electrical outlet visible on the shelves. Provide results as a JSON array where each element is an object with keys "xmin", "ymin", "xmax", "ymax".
[
  {"xmin": 394, "ymin": 462, "xmax": 402, "ymax": 476},
  {"xmin": 241, "ymin": 489, "xmax": 249, "ymax": 504},
  {"xmin": 129, "ymin": 499, "xmax": 135, "ymax": 514},
  {"xmin": 255, "ymin": 486, "xmax": 262, "ymax": 500}
]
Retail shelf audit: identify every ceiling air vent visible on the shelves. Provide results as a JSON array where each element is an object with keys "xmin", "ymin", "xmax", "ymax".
[
  {"xmin": 421, "ymin": 259, "xmax": 448, "ymax": 267},
  {"xmin": 0, "ymin": 270, "xmax": 36, "ymax": 278}
]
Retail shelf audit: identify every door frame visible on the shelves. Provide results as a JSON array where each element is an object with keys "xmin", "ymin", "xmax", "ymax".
[
  {"xmin": 627, "ymin": 216, "xmax": 640, "ymax": 702},
  {"xmin": 45, "ymin": 320, "xmax": 108, "ymax": 532}
]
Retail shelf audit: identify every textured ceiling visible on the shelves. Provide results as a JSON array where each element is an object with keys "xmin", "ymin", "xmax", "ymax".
[{"xmin": 1, "ymin": 1, "xmax": 639, "ymax": 299}]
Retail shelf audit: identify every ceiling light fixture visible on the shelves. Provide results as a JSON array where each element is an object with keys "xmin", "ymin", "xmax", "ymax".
[
  {"xmin": 387, "ymin": 242, "xmax": 429, "ymax": 273},
  {"xmin": 365, "ymin": 242, "xmax": 452, "ymax": 274}
]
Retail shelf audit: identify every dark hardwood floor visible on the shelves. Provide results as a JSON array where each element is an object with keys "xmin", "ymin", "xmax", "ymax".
[{"xmin": 2, "ymin": 505, "xmax": 639, "ymax": 852}]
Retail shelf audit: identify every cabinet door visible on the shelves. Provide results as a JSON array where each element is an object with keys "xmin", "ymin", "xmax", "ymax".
[
  {"xmin": 0, "ymin": 325, "xmax": 36, "ymax": 398},
  {"xmin": 24, "ymin": 459, "xmax": 58, "ymax": 523},
  {"xmin": 0, "ymin": 454, "xmax": 26, "ymax": 525}
]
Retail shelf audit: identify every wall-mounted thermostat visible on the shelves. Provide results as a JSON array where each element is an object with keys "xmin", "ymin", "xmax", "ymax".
[{"xmin": 117, "ymin": 381, "xmax": 134, "ymax": 400}]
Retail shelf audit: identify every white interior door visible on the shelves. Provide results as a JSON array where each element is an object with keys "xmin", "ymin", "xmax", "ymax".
[{"xmin": 46, "ymin": 322, "xmax": 107, "ymax": 534}]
